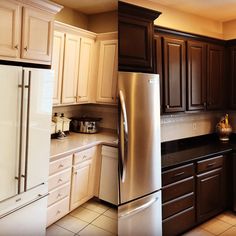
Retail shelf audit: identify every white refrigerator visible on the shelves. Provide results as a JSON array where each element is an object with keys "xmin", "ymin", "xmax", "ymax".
[{"xmin": 0, "ymin": 65, "xmax": 53, "ymax": 235}]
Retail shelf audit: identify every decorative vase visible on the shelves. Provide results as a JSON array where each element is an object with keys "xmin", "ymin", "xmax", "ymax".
[{"xmin": 216, "ymin": 114, "xmax": 232, "ymax": 142}]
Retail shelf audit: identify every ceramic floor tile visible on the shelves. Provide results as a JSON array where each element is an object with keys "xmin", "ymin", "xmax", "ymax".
[
  {"xmin": 217, "ymin": 211, "xmax": 236, "ymax": 226},
  {"xmin": 200, "ymin": 218, "xmax": 232, "ymax": 235},
  {"xmin": 46, "ymin": 224, "xmax": 75, "ymax": 236},
  {"xmin": 78, "ymin": 224, "xmax": 115, "ymax": 236},
  {"xmin": 55, "ymin": 215, "xmax": 88, "ymax": 233},
  {"xmin": 103, "ymin": 208, "xmax": 118, "ymax": 220},
  {"xmin": 219, "ymin": 226, "xmax": 236, "ymax": 236},
  {"xmin": 91, "ymin": 215, "xmax": 117, "ymax": 234},
  {"xmin": 182, "ymin": 227, "xmax": 214, "ymax": 236},
  {"xmin": 70, "ymin": 207, "xmax": 100, "ymax": 223},
  {"xmin": 82, "ymin": 200, "xmax": 109, "ymax": 214}
]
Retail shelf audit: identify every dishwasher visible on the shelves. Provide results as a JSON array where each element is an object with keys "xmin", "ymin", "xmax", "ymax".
[{"xmin": 99, "ymin": 145, "xmax": 118, "ymax": 205}]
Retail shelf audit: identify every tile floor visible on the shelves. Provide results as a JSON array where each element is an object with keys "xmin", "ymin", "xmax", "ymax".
[
  {"xmin": 46, "ymin": 199, "xmax": 118, "ymax": 236},
  {"xmin": 183, "ymin": 211, "xmax": 236, "ymax": 236}
]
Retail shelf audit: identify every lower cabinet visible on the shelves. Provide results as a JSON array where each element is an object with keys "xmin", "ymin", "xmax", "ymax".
[{"xmin": 162, "ymin": 154, "xmax": 227, "ymax": 236}]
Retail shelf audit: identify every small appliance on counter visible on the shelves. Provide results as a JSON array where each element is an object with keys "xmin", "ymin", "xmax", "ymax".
[{"xmin": 70, "ymin": 117, "xmax": 102, "ymax": 134}]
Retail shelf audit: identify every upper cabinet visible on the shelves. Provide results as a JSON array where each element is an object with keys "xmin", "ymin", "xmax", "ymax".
[
  {"xmin": 118, "ymin": 2, "xmax": 161, "ymax": 73},
  {"xmin": 0, "ymin": 0, "xmax": 62, "ymax": 64}
]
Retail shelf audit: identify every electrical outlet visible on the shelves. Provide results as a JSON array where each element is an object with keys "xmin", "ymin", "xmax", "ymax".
[{"xmin": 192, "ymin": 122, "xmax": 197, "ymax": 131}]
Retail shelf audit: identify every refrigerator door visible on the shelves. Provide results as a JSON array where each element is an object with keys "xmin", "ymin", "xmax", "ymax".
[
  {"xmin": 0, "ymin": 65, "xmax": 22, "ymax": 201},
  {"xmin": 118, "ymin": 190, "xmax": 162, "ymax": 236},
  {"xmin": 118, "ymin": 72, "xmax": 161, "ymax": 204},
  {"xmin": 21, "ymin": 68, "xmax": 53, "ymax": 191}
]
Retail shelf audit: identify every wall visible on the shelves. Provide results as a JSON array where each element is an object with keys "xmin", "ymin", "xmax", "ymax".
[
  {"xmin": 223, "ymin": 20, "xmax": 236, "ymax": 40},
  {"xmin": 53, "ymin": 105, "xmax": 118, "ymax": 130},
  {"xmin": 88, "ymin": 11, "xmax": 118, "ymax": 33},
  {"xmin": 55, "ymin": 6, "xmax": 88, "ymax": 29}
]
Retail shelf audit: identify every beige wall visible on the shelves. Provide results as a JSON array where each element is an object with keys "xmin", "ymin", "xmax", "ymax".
[
  {"xmin": 88, "ymin": 11, "xmax": 118, "ymax": 33},
  {"xmin": 55, "ymin": 6, "xmax": 88, "ymax": 29},
  {"xmin": 223, "ymin": 20, "xmax": 236, "ymax": 40}
]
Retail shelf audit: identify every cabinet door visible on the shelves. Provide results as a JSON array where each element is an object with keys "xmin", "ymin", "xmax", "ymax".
[
  {"xmin": 207, "ymin": 44, "xmax": 224, "ymax": 110},
  {"xmin": 61, "ymin": 34, "xmax": 80, "ymax": 104},
  {"xmin": 21, "ymin": 7, "xmax": 53, "ymax": 62},
  {"xmin": 77, "ymin": 38, "xmax": 94, "ymax": 103},
  {"xmin": 52, "ymin": 31, "xmax": 64, "ymax": 105},
  {"xmin": 229, "ymin": 46, "xmax": 236, "ymax": 109},
  {"xmin": 187, "ymin": 41, "xmax": 207, "ymax": 111},
  {"xmin": 163, "ymin": 37, "xmax": 186, "ymax": 112},
  {"xmin": 197, "ymin": 168, "xmax": 225, "ymax": 223},
  {"xmin": 96, "ymin": 40, "xmax": 118, "ymax": 104},
  {"xmin": 70, "ymin": 159, "xmax": 95, "ymax": 210},
  {"xmin": 0, "ymin": 0, "xmax": 21, "ymax": 58}
]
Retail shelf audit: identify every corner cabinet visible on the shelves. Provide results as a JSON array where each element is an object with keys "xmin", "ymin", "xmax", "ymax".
[
  {"xmin": 118, "ymin": 1, "xmax": 161, "ymax": 73},
  {"xmin": 0, "ymin": 0, "xmax": 62, "ymax": 64}
]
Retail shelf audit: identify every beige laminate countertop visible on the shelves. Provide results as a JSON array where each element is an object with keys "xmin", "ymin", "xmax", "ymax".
[{"xmin": 50, "ymin": 130, "xmax": 118, "ymax": 160}]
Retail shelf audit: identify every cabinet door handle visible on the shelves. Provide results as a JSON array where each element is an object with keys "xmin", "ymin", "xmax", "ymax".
[
  {"xmin": 14, "ymin": 45, "xmax": 19, "ymax": 50},
  {"xmin": 24, "ymin": 46, "xmax": 28, "ymax": 51},
  {"xmin": 56, "ymin": 210, "xmax": 61, "ymax": 215},
  {"xmin": 173, "ymin": 172, "xmax": 185, "ymax": 177},
  {"xmin": 58, "ymin": 164, "xmax": 64, "ymax": 168},
  {"xmin": 58, "ymin": 178, "xmax": 63, "ymax": 183},
  {"xmin": 207, "ymin": 162, "xmax": 216, "ymax": 167},
  {"xmin": 166, "ymin": 105, "xmax": 170, "ymax": 109}
]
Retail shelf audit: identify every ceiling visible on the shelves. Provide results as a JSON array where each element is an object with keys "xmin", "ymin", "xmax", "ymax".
[
  {"xmin": 150, "ymin": 0, "xmax": 236, "ymax": 22},
  {"xmin": 51, "ymin": 0, "xmax": 117, "ymax": 15}
]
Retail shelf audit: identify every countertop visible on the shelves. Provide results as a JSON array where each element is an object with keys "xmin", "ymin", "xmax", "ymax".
[
  {"xmin": 161, "ymin": 134, "xmax": 236, "ymax": 169},
  {"xmin": 50, "ymin": 129, "xmax": 118, "ymax": 160}
]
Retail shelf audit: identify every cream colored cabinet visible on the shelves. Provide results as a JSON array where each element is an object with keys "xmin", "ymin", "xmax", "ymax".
[
  {"xmin": 0, "ymin": 0, "xmax": 21, "ymax": 58},
  {"xmin": 0, "ymin": 0, "xmax": 61, "ymax": 63},
  {"xmin": 77, "ymin": 38, "xmax": 94, "ymax": 103},
  {"xmin": 21, "ymin": 7, "xmax": 53, "ymax": 61},
  {"xmin": 52, "ymin": 31, "xmax": 64, "ymax": 105},
  {"xmin": 61, "ymin": 33, "xmax": 81, "ymax": 104},
  {"xmin": 96, "ymin": 39, "xmax": 118, "ymax": 104}
]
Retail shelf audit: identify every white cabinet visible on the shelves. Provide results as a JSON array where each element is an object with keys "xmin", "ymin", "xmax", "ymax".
[
  {"xmin": 96, "ymin": 39, "xmax": 118, "ymax": 104},
  {"xmin": 0, "ymin": 0, "xmax": 61, "ymax": 63}
]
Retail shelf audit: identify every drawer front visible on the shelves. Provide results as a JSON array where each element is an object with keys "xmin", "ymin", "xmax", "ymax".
[
  {"xmin": 49, "ymin": 155, "xmax": 72, "ymax": 176},
  {"xmin": 47, "ymin": 197, "xmax": 69, "ymax": 227},
  {"xmin": 163, "ymin": 207, "xmax": 195, "ymax": 236},
  {"xmin": 162, "ymin": 177, "xmax": 194, "ymax": 203},
  {"xmin": 162, "ymin": 192, "xmax": 194, "ymax": 219},
  {"xmin": 197, "ymin": 155, "xmax": 223, "ymax": 173},
  {"xmin": 162, "ymin": 163, "xmax": 194, "ymax": 186},
  {"xmin": 48, "ymin": 183, "xmax": 70, "ymax": 207},
  {"xmin": 48, "ymin": 168, "xmax": 71, "ymax": 191},
  {"xmin": 74, "ymin": 147, "xmax": 96, "ymax": 164}
]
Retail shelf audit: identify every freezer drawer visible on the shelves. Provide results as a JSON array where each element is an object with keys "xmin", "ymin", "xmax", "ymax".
[{"xmin": 118, "ymin": 191, "xmax": 162, "ymax": 236}]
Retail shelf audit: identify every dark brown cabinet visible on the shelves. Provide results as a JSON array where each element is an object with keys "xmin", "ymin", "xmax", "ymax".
[
  {"xmin": 187, "ymin": 41, "xmax": 207, "ymax": 111},
  {"xmin": 229, "ymin": 46, "xmax": 236, "ymax": 109},
  {"xmin": 118, "ymin": 2, "xmax": 161, "ymax": 73},
  {"xmin": 163, "ymin": 37, "xmax": 186, "ymax": 112},
  {"xmin": 207, "ymin": 44, "xmax": 224, "ymax": 110}
]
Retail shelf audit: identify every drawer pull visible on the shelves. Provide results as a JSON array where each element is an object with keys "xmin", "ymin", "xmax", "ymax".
[
  {"xmin": 56, "ymin": 210, "xmax": 61, "ymax": 215},
  {"xmin": 58, "ymin": 178, "xmax": 63, "ymax": 183},
  {"xmin": 58, "ymin": 164, "xmax": 64, "ymax": 168},
  {"xmin": 207, "ymin": 162, "xmax": 216, "ymax": 167},
  {"xmin": 57, "ymin": 193, "xmax": 62, "ymax": 198},
  {"xmin": 173, "ymin": 172, "xmax": 185, "ymax": 177},
  {"xmin": 82, "ymin": 155, "xmax": 87, "ymax": 159}
]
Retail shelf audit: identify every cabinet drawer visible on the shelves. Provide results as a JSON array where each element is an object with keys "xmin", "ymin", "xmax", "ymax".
[
  {"xmin": 49, "ymin": 155, "xmax": 72, "ymax": 175},
  {"xmin": 48, "ymin": 168, "xmax": 71, "ymax": 191},
  {"xmin": 162, "ymin": 192, "xmax": 194, "ymax": 219},
  {"xmin": 74, "ymin": 147, "xmax": 96, "ymax": 164},
  {"xmin": 48, "ymin": 183, "xmax": 70, "ymax": 207},
  {"xmin": 197, "ymin": 155, "xmax": 223, "ymax": 173},
  {"xmin": 162, "ymin": 163, "xmax": 194, "ymax": 186},
  {"xmin": 163, "ymin": 207, "xmax": 195, "ymax": 236},
  {"xmin": 162, "ymin": 177, "xmax": 194, "ymax": 203},
  {"xmin": 47, "ymin": 197, "xmax": 69, "ymax": 227}
]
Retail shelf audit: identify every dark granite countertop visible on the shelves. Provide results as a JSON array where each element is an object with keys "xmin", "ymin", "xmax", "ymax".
[{"xmin": 161, "ymin": 133, "xmax": 236, "ymax": 169}]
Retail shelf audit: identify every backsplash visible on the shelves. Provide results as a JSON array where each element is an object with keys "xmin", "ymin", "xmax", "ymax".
[{"xmin": 52, "ymin": 104, "xmax": 118, "ymax": 130}]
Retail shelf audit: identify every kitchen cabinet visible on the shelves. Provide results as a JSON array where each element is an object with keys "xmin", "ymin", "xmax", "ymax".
[
  {"xmin": 187, "ymin": 41, "xmax": 207, "ymax": 111},
  {"xmin": 96, "ymin": 39, "xmax": 118, "ymax": 104},
  {"xmin": 207, "ymin": 44, "xmax": 224, "ymax": 110},
  {"xmin": 118, "ymin": 1, "xmax": 161, "ymax": 73},
  {"xmin": 229, "ymin": 46, "xmax": 236, "ymax": 109},
  {"xmin": 0, "ymin": 0, "xmax": 61, "ymax": 64},
  {"xmin": 163, "ymin": 37, "xmax": 186, "ymax": 113}
]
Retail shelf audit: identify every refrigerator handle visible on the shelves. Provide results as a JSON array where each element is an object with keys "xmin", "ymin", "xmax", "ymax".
[
  {"xmin": 119, "ymin": 197, "xmax": 158, "ymax": 219},
  {"xmin": 16, "ymin": 70, "xmax": 25, "ymax": 194},
  {"xmin": 22, "ymin": 71, "xmax": 31, "ymax": 192},
  {"xmin": 119, "ymin": 90, "xmax": 128, "ymax": 183}
]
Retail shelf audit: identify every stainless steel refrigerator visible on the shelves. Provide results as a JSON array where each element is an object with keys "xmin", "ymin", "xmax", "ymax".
[{"xmin": 118, "ymin": 72, "xmax": 162, "ymax": 236}]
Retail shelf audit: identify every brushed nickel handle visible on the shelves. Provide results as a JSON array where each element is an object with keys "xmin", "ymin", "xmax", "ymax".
[
  {"xmin": 57, "ymin": 193, "xmax": 62, "ymax": 198},
  {"xmin": 166, "ymin": 105, "xmax": 170, "ymax": 109},
  {"xmin": 14, "ymin": 45, "xmax": 19, "ymax": 50},
  {"xmin": 58, "ymin": 164, "xmax": 64, "ymax": 168},
  {"xmin": 56, "ymin": 210, "xmax": 61, "ymax": 215},
  {"xmin": 58, "ymin": 178, "xmax": 63, "ymax": 183},
  {"xmin": 24, "ymin": 46, "xmax": 28, "ymax": 51},
  {"xmin": 173, "ymin": 172, "xmax": 185, "ymax": 177},
  {"xmin": 82, "ymin": 155, "xmax": 87, "ymax": 159},
  {"xmin": 207, "ymin": 162, "xmax": 216, "ymax": 167}
]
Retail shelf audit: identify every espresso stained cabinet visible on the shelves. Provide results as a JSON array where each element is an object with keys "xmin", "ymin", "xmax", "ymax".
[
  {"xmin": 187, "ymin": 41, "xmax": 207, "ymax": 111},
  {"xmin": 207, "ymin": 44, "xmax": 224, "ymax": 110},
  {"xmin": 163, "ymin": 37, "xmax": 186, "ymax": 113},
  {"xmin": 229, "ymin": 46, "xmax": 236, "ymax": 109},
  {"xmin": 118, "ymin": 2, "xmax": 161, "ymax": 73}
]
